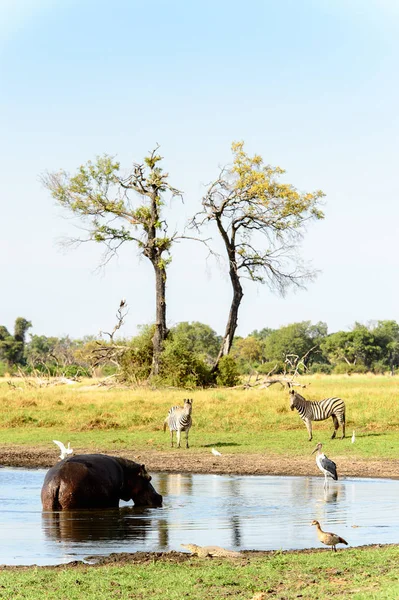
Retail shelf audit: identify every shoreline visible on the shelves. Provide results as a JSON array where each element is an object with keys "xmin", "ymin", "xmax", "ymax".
[
  {"xmin": 1, "ymin": 446, "xmax": 398, "ymax": 479},
  {"xmin": 1, "ymin": 544, "xmax": 399, "ymax": 571}
]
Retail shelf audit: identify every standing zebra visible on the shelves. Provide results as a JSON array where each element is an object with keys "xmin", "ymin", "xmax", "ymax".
[
  {"xmin": 163, "ymin": 399, "xmax": 193, "ymax": 448},
  {"xmin": 289, "ymin": 390, "xmax": 346, "ymax": 441}
]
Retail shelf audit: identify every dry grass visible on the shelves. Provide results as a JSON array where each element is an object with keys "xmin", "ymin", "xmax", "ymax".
[{"xmin": 0, "ymin": 374, "xmax": 398, "ymax": 458}]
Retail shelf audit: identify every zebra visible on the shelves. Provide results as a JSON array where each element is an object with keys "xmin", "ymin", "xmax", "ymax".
[
  {"xmin": 163, "ymin": 399, "xmax": 193, "ymax": 448},
  {"xmin": 289, "ymin": 389, "xmax": 346, "ymax": 441}
]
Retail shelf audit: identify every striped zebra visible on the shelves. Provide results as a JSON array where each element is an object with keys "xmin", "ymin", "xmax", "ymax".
[
  {"xmin": 289, "ymin": 390, "xmax": 346, "ymax": 441},
  {"xmin": 163, "ymin": 399, "xmax": 193, "ymax": 448}
]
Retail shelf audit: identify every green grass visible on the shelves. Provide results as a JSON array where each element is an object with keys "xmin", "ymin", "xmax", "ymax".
[
  {"xmin": 0, "ymin": 374, "xmax": 398, "ymax": 459},
  {"xmin": 1, "ymin": 546, "xmax": 398, "ymax": 599}
]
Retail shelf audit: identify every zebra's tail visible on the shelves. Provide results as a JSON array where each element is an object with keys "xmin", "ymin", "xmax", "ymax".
[{"xmin": 163, "ymin": 419, "xmax": 168, "ymax": 433}]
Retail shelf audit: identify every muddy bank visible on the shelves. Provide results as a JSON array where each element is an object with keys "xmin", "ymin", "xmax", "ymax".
[
  {"xmin": 1, "ymin": 545, "xmax": 398, "ymax": 571},
  {"xmin": 1, "ymin": 446, "xmax": 398, "ymax": 479}
]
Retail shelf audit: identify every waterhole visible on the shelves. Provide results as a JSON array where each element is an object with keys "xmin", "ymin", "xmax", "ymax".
[{"xmin": 0, "ymin": 468, "xmax": 398, "ymax": 565}]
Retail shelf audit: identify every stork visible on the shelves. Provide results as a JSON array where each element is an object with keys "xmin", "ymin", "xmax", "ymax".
[
  {"xmin": 311, "ymin": 442, "xmax": 338, "ymax": 487},
  {"xmin": 53, "ymin": 440, "xmax": 73, "ymax": 460},
  {"xmin": 311, "ymin": 520, "xmax": 348, "ymax": 552}
]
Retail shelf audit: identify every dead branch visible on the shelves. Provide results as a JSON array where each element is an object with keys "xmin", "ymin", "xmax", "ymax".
[{"xmin": 90, "ymin": 300, "xmax": 130, "ymax": 370}]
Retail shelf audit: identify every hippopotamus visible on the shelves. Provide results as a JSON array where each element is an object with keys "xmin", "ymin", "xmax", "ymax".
[{"xmin": 41, "ymin": 454, "xmax": 162, "ymax": 510}]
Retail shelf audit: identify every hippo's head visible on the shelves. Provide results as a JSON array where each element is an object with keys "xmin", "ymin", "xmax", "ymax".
[{"xmin": 121, "ymin": 462, "xmax": 163, "ymax": 507}]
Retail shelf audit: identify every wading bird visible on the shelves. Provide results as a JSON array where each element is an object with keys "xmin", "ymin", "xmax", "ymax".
[
  {"xmin": 311, "ymin": 442, "xmax": 338, "ymax": 487},
  {"xmin": 211, "ymin": 448, "xmax": 222, "ymax": 456},
  {"xmin": 53, "ymin": 440, "xmax": 73, "ymax": 460},
  {"xmin": 311, "ymin": 520, "xmax": 348, "ymax": 552}
]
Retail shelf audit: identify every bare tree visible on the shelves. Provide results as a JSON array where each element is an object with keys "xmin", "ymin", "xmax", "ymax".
[
  {"xmin": 191, "ymin": 142, "xmax": 325, "ymax": 372},
  {"xmin": 90, "ymin": 300, "xmax": 130, "ymax": 373},
  {"xmin": 42, "ymin": 147, "xmax": 182, "ymax": 377}
]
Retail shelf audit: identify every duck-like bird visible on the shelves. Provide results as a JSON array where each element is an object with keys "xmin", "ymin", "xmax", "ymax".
[
  {"xmin": 311, "ymin": 520, "xmax": 348, "ymax": 552},
  {"xmin": 311, "ymin": 442, "xmax": 338, "ymax": 487},
  {"xmin": 53, "ymin": 440, "xmax": 73, "ymax": 460}
]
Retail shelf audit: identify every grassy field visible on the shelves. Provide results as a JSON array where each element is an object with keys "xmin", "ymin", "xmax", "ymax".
[
  {"xmin": 0, "ymin": 374, "xmax": 398, "ymax": 459},
  {"xmin": 1, "ymin": 546, "xmax": 398, "ymax": 599}
]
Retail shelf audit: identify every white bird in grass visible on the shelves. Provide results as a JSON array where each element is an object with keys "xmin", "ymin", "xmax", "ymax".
[
  {"xmin": 53, "ymin": 440, "xmax": 73, "ymax": 460},
  {"xmin": 311, "ymin": 442, "xmax": 338, "ymax": 488},
  {"xmin": 211, "ymin": 448, "xmax": 222, "ymax": 456},
  {"xmin": 351, "ymin": 430, "xmax": 356, "ymax": 444}
]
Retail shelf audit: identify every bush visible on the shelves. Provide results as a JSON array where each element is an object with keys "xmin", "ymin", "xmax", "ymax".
[
  {"xmin": 159, "ymin": 336, "xmax": 213, "ymax": 388},
  {"xmin": 372, "ymin": 361, "xmax": 390, "ymax": 375},
  {"xmin": 0, "ymin": 361, "xmax": 8, "ymax": 377},
  {"xmin": 119, "ymin": 325, "xmax": 154, "ymax": 384},
  {"xmin": 216, "ymin": 355, "xmax": 240, "ymax": 387},
  {"xmin": 332, "ymin": 362, "xmax": 368, "ymax": 374},
  {"xmin": 308, "ymin": 363, "xmax": 333, "ymax": 374},
  {"xmin": 256, "ymin": 361, "xmax": 285, "ymax": 375}
]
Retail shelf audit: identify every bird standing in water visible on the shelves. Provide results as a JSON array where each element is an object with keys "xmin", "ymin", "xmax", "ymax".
[
  {"xmin": 311, "ymin": 442, "xmax": 338, "ymax": 488},
  {"xmin": 311, "ymin": 520, "xmax": 348, "ymax": 551}
]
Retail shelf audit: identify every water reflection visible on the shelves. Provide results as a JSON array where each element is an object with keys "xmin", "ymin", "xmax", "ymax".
[
  {"xmin": 42, "ymin": 508, "xmax": 151, "ymax": 543},
  {"xmin": 0, "ymin": 469, "xmax": 398, "ymax": 566},
  {"xmin": 323, "ymin": 488, "xmax": 339, "ymax": 503}
]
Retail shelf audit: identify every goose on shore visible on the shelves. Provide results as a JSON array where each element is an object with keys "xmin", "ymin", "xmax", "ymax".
[{"xmin": 311, "ymin": 520, "xmax": 348, "ymax": 551}]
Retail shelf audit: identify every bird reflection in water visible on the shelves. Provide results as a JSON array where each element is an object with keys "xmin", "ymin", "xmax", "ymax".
[{"xmin": 323, "ymin": 488, "xmax": 339, "ymax": 503}]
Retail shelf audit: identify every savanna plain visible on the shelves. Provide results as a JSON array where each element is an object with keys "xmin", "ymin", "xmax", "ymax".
[{"xmin": 0, "ymin": 374, "xmax": 398, "ymax": 599}]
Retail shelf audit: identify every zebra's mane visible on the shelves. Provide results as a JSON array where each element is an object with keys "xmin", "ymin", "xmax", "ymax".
[{"xmin": 291, "ymin": 390, "xmax": 306, "ymax": 402}]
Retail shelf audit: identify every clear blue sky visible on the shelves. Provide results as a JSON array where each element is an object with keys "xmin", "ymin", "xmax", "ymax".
[{"xmin": 1, "ymin": 0, "xmax": 398, "ymax": 340}]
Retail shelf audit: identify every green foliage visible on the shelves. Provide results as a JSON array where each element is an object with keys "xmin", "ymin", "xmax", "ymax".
[
  {"xmin": 0, "ymin": 361, "xmax": 8, "ymax": 376},
  {"xmin": 25, "ymin": 334, "xmax": 94, "ymax": 376},
  {"xmin": 158, "ymin": 332, "xmax": 213, "ymax": 388},
  {"xmin": 332, "ymin": 362, "xmax": 368, "ymax": 375},
  {"xmin": 233, "ymin": 336, "xmax": 263, "ymax": 363},
  {"xmin": 249, "ymin": 327, "xmax": 275, "ymax": 340},
  {"xmin": 119, "ymin": 325, "xmax": 154, "ymax": 384},
  {"xmin": 118, "ymin": 321, "xmax": 221, "ymax": 387},
  {"xmin": 24, "ymin": 363, "xmax": 91, "ymax": 378},
  {"xmin": 0, "ymin": 317, "xmax": 32, "ymax": 367},
  {"xmin": 199, "ymin": 141, "xmax": 325, "ymax": 287},
  {"xmin": 256, "ymin": 360, "xmax": 285, "ymax": 375},
  {"xmin": 321, "ymin": 322, "xmax": 394, "ymax": 371},
  {"xmin": 263, "ymin": 321, "xmax": 326, "ymax": 362},
  {"xmin": 307, "ymin": 363, "xmax": 333, "ymax": 374},
  {"xmin": 170, "ymin": 322, "xmax": 221, "ymax": 363},
  {"xmin": 215, "ymin": 355, "xmax": 240, "ymax": 386}
]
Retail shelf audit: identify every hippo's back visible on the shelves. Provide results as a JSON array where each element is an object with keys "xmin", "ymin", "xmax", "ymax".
[{"xmin": 41, "ymin": 454, "xmax": 125, "ymax": 510}]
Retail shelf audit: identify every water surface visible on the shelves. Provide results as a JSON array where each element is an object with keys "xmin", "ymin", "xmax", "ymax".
[{"xmin": 0, "ymin": 468, "xmax": 398, "ymax": 565}]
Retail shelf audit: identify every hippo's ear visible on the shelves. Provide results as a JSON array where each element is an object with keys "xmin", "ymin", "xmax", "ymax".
[{"xmin": 139, "ymin": 464, "xmax": 151, "ymax": 481}]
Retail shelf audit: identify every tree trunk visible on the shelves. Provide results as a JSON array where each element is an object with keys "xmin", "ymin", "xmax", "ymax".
[
  {"xmin": 151, "ymin": 262, "xmax": 168, "ymax": 376},
  {"xmin": 213, "ymin": 263, "xmax": 243, "ymax": 372}
]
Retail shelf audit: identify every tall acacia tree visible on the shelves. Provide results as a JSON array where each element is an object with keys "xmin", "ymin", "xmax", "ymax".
[
  {"xmin": 192, "ymin": 142, "xmax": 325, "ymax": 371},
  {"xmin": 43, "ymin": 147, "xmax": 181, "ymax": 376}
]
